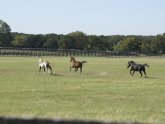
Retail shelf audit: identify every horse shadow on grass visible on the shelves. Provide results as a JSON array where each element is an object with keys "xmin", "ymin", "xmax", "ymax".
[
  {"xmin": 142, "ymin": 76, "xmax": 158, "ymax": 79},
  {"xmin": 51, "ymin": 73, "xmax": 65, "ymax": 76}
]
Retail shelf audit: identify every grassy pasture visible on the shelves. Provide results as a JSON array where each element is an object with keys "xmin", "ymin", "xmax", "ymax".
[{"xmin": 0, "ymin": 56, "xmax": 165, "ymax": 123}]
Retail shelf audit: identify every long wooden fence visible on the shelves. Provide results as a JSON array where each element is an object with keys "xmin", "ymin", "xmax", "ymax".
[{"xmin": 0, "ymin": 47, "xmax": 163, "ymax": 57}]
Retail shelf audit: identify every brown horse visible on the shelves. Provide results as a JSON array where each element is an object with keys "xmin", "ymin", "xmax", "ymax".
[{"xmin": 70, "ymin": 57, "xmax": 87, "ymax": 73}]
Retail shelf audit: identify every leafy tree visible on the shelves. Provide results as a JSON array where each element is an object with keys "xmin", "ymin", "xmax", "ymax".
[
  {"xmin": 114, "ymin": 36, "xmax": 141, "ymax": 52},
  {"xmin": 12, "ymin": 35, "xmax": 28, "ymax": 47},
  {"xmin": 43, "ymin": 34, "xmax": 60, "ymax": 48},
  {"xmin": 87, "ymin": 35, "xmax": 97, "ymax": 50},
  {"xmin": 141, "ymin": 36, "xmax": 153, "ymax": 53},
  {"xmin": 43, "ymin": 38, "xmax": 58, "ymax": 48},
  {"xmin": 150, "ymin": 34, "xmax": 165, "ymax": 53},
  {"xmin": 87, "ymin": 35, "xmax": 104, "ymax": 50},
  {"xmin": 26, "ymin": 34, "xmax": 45, "ymax": 48},
  {"xmin": 0, "ymin": 20, "xmax": 12, "ymax": 46},
  {"xmin": 58, "ymin": 35, "xmax": 75, "ymax": 49},
  {"xmin": 104, "ymin": 35, "xmax": 125, "ymax": 51},
  {"xmin": 10, "ymin": 31, "xmax": 165, "ymax": 54},
  {"xmin": 67, "ymin": 31, "xmax": 87, "ymax": 50}
]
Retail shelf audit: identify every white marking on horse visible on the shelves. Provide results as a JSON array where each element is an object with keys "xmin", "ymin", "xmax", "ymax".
[{"xmin": 39, "ymin": 58, "xmax": 53, "ymax": 75}]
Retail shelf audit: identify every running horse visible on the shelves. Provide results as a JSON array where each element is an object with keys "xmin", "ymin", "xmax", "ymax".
[
  {"xmin": 39, "ymin": 57, "xmax": 53, "ymax": 75},
  {"xmin": 70, "ymin": 57, "xmax": 87, "ymax": 73},
  {"xmin": 127, "ymin": 61, "xmax": 149, "ymax": 77}
]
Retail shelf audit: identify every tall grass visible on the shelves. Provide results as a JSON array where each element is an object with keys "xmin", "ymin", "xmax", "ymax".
[{"xmin": 0, "ymin": 56, "xmax": 165, "ymax": 123}]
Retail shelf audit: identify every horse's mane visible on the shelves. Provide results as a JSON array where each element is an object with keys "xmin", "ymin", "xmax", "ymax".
[
  {"xmin": 129, "ymin": 61, "xmax": 137, "ymax": 64},
  {"xmin": 70, "ymin": 57, "xmax": 77, "ymax": 62},
  {"xmin": 71, "ymin": 56, "xmax": 75, "ymax": 60},
  {"xmin": 128, "ymin": 61, "xmax": 149, "ymax": 68},
  {"xmin": 143, "ymin": 63, "xmax": 149, "ymax": 67}
]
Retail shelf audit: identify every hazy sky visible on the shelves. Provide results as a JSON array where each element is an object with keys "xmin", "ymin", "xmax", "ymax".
[{"xmin": 1, "ymin": 0, "xmax": 165, "ymax": 35}]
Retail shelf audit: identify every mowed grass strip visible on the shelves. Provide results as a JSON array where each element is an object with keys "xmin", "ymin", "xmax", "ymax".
[{"xmin": 0, "ymin": 56, "xmax": 165, "ymax": 123}]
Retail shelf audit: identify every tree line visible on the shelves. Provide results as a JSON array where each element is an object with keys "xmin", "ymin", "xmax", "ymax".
[{"xmin": 1, "ymin": 20, "xmax": 165, "ymax": 53}]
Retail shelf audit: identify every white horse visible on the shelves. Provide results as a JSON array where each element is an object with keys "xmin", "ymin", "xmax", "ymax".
[{"xmin": 39, "ymin": 58, "xmax": 53, "ymax": 75}]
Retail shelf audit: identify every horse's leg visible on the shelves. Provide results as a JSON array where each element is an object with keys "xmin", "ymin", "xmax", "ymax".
[
  {"xmin": 47, "ymin": 68, "xmax": 51, "ymax": 75},
  {"xmin": 80, "ymin": 67, "xmax": 82, "ymax": 73},
  {"xmin": 132, "ymin": 70, "xmax": 136, "ymax": 76},
  {"xmin": 50, "ymin": 68, "xmax": 53, "ymax": 74},
  {"xmin": 143, "ymin": 69, "xmax": 147, "ymax": 77},
  {"xmin": 129, "ymin": 69, "xmax": 132, "ymax": 75},
  {"xmin": 130, "ymin": 69, "xmax": 133, "ymax": 76},
  {"xmin": 70, "ymin": 66, "xmax": 74, "ymax": 72},
  {"xmin": 39, "ymin": 66, "xmax": 41, "ymax": 75},
  {"xmin": 75, "ymin": 67, "xmax": 78, "ymax": 72},
  {"xmin": 47, "ymin": 65, "xmax": 53, "ymax": 75},
  {"xmin": 139, "ymin": 71, "xmax": 142, "ymax": 77},
  {"xmin": 43, "ymin": 67, "xmax": 46, "ymax": 75}
]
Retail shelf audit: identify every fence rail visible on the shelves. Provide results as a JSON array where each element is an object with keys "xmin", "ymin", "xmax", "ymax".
[{"xmin": 0, "ymin": 47, "xmax": 163, "ymax": 57}]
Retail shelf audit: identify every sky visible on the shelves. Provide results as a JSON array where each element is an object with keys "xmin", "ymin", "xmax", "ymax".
[{"xmin": 1, "ymin": 0, "xmax": 165, "ymax": 36}]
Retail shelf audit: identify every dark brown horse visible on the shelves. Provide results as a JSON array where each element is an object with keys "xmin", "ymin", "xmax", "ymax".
[
  {"xmin": 127, "ymin": 61, "xmax": 149, "ymax": 77},
  {"xmin": 70, "ymin": 57, "xmax": 87, "ymax": 73}
]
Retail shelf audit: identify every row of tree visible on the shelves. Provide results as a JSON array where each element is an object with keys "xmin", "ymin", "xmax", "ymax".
[{"xmin": 1, "ymin": 20, "xmax": 165, "ymax": 53}]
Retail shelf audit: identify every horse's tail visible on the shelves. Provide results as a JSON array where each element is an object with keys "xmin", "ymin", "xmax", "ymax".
[
  {"xmin": 129, "ymin": 61, "xmax": 136, "ymax": 64},
  {"xmin": 143, "ymin": 63, "xmax": 149, "ymax": 67},
  {"xmin": 48, "ymin": 63, "xmax": 55, "ymax": 69},
  {"xmin": 82, "ymin": 61, "xmax": 87, "ymax": 64},
  {"xmin": 46, "ymin": 63, "xmax": 53, "ymax": 74}
]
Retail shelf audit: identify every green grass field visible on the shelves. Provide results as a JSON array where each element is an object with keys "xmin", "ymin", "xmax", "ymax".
[{"xmin": 0, "ymin": 56, "xmax": 165, "ymax": 123}]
